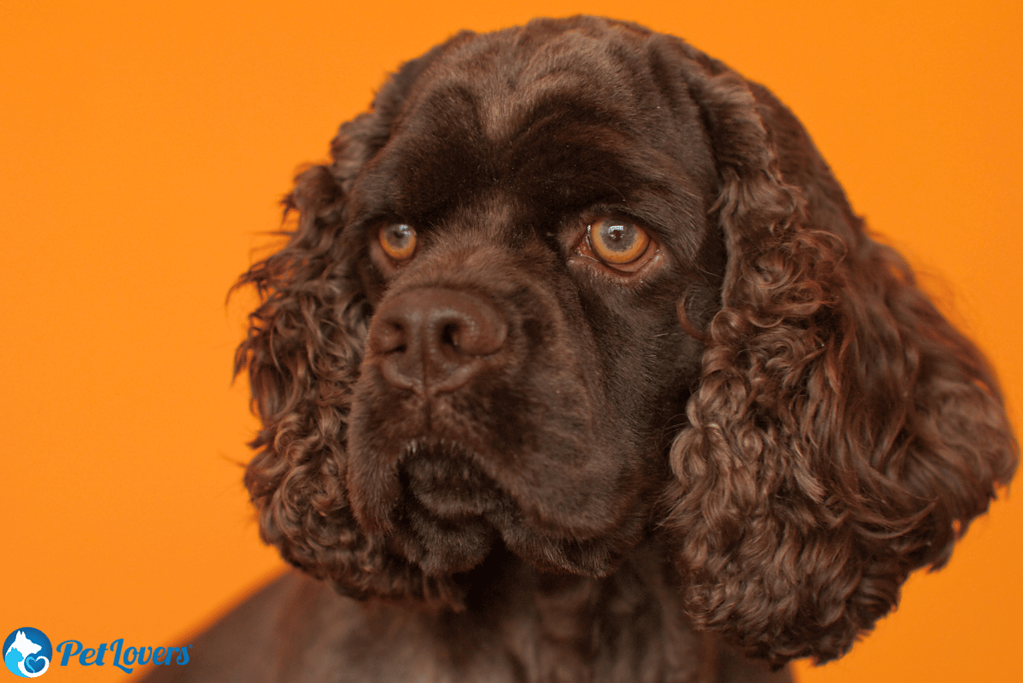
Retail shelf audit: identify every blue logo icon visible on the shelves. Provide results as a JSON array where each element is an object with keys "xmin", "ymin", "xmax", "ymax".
[{"xmin": 3, "ymin": 628, "xmax": 51, "ymax": 678}]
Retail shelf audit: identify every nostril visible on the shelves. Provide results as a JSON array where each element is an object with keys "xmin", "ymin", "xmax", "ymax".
[
  {"xmin": 374, "ymin": 319, "xmax": 409, "ymax": 355},
  {"xmin": 429, "ymin": 305, "xmax": 506, "ymax": 358},
  {"xmin": 441, "ymin": 322, "xmax": 460, "ymax": 350}
]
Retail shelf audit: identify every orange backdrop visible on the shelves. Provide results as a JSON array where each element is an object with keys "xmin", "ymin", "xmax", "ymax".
[{"xmin": 2, "ymin": 1, "xmax": 1020, "ymax": 681}]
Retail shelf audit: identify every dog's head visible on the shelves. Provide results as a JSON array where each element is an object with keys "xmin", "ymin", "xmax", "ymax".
[{"xmin": 235, "ymin": 16, "xmax": 1017, "ymax": 666}]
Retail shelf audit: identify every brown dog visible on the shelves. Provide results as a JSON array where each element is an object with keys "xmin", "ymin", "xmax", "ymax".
[{"xmin": 142, "ymin": 16, "xmax": 1017, "ymax": 683}]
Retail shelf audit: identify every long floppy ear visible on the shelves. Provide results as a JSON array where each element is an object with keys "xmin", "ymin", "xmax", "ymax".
[
  {"xmin": 233, "ymin": 40, "xmax": 471, "ymax": 604},
  {"xmin": 662, "ymin": 44, "xmax": 1018, "ymax": 666}
]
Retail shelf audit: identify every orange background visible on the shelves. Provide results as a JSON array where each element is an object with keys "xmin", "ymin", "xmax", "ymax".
[{"xmin": 2, "ymin": 1, "xmax": 1020, "ymax": 681}]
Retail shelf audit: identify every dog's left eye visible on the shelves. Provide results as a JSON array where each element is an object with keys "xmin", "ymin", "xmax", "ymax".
[
  {"xmin": 378, "ymin": 223, "xmax": 418, "ymax": 262},
  {"xmin": 580, "ymin": 218, "xmax": 657, "ymax": 274}
]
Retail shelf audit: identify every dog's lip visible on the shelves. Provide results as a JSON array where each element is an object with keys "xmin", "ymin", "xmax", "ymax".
[{"xmin": 399, "ymin": 437, "xmax": 502, "ymax": 518}]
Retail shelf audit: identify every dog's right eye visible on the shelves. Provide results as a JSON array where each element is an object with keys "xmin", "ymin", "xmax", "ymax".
[{"xmin": 378, "ymin": 223, "xmax": 418, "ymax": 262}]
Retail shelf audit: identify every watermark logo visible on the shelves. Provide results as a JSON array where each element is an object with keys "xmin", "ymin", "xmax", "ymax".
[
  {"xmin": 4, "ymin": 628, "xmax": 191, "ymax": 677},
  {"xmin": 3, "ymin": 628, "xmax": 51, "ymax": 678}
]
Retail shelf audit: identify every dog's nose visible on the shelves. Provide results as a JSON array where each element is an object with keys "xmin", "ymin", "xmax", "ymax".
[{"xmin": 368, "ymin": 288, "xmax": 507, "ymax": 394}]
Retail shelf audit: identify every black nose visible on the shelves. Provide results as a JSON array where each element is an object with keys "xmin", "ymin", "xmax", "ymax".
[{"xmin": 367, "ymin": 288, "xmax": 507, "ymax": 394}]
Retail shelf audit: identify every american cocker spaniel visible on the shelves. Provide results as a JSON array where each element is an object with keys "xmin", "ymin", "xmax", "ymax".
[{"xmin": 143, "ymin": 15, "xmax": 1018, "ymax": 683}]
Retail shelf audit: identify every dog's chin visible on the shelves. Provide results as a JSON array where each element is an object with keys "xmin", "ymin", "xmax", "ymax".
[
  {"xmin": 388, "ymin": 508, "xmax": 632, "ymax": 581},
  {"xmin": 374, "ymin": 442, "xmax": 634, "ymax": 580},
  {"xmin": 388, "ymin": 444, "xmax": 504, "ymax": 575}
]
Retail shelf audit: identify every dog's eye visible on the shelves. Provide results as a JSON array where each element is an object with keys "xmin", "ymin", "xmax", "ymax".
[
  {"xmin": 378, "ymin": 223, "xmax": 418, "ymax": 262},
  {"xmin": 586, "ymin": 219, "xmax": 653, "ymax": 269}
]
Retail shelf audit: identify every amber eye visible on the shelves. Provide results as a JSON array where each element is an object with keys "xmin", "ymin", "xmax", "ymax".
[
  {"xmin": 587, "ymin": 218, "xmax": 651, "ymax": 265},
  {"xmin": 378, "ymin": 223, "xmax": 417, "ymax": 262}
]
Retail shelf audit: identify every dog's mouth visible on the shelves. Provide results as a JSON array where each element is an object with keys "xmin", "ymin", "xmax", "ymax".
[
  {"xmin": 362, "ymin": 436, "xmax": 642, "ymax": 580},
  {"xmin": 400, "ymin": 439, "xmax": 503, "ymax": 519},
  {"xmin": 386, "ymin": 439, "xmax": 508, "ymax": 575}
]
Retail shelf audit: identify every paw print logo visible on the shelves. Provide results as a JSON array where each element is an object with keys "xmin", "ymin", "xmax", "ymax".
[{"xmin": 3, "ymin": 628, "xmax": 51, "ymax": 678}]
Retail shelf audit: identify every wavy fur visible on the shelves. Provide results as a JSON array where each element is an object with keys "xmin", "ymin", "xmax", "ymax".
[{"xmin": 663, "ymin": 42, "xmax": 1017, "ymax": 664}]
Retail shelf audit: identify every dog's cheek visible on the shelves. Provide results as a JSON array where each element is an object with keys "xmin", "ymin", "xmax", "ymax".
[
  {"xmin": 579, "ymin": 284, "xmax": 694, "ymax": 432},
  {"xmin": 345, "ymin": 370, "xmax": 422, "ymax": 532}
]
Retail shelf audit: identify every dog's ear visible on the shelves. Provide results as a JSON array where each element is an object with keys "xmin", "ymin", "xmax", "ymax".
[
  {"xmin": 660, "ymin": 41, "xmax": 1018, "ymax": 666},
  {"xmin": 233, "ymin": 38, "xmax": 471, "ymax": 605}
]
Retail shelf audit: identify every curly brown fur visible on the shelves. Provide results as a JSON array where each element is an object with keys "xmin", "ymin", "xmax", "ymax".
[
  {"xmin": 208, "ymin": 15, "xmax": 1017, "ymax": 681},
  {"xmin": 661, "ymin": 44, "xmax": 1017, "ymax": 665}
]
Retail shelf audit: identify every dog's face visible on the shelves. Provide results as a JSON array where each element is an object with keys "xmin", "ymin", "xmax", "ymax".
[
  {"xmin": 342, "ymin": 24, "xmax": 722, "ymax": 578},
  {"xmin": 237, "ymin": 16, "xmax": 1016, "ymax": 666}
]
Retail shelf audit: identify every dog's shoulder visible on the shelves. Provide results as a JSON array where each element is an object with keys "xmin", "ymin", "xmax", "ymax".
[
  {"xmin": 135, "ymin": 572, "xmax": 367, "ymax": 682},
  {"xmin": 138, "ymin": 570, "xmax": 549, "ymax": 683}
]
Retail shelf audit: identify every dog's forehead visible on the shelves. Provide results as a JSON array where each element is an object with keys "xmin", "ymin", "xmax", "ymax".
[
  {"xmin": 398, "ymin": 21, "xmax": 673, "ymax": 144},
  {"xmin": 351, "ymin": 21, "xmax": 715, "ymax": 255}
]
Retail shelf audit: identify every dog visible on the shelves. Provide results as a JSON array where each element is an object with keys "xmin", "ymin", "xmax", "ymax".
[{"xmin": 141, "ymin": 15, "xmax": 1018, "ymax": 682}]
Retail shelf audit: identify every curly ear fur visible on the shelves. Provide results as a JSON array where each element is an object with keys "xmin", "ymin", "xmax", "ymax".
[
  {"xmin": 663, "ymin": 43, "xmax": 1019, "ymax": 665},
  {"xmin": 233, "ymin": 46, "xmax": 470, "ymax": 605}
]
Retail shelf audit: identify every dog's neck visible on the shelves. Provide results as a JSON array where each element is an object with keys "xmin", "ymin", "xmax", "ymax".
[
  {"xmin": 445, "ymin": 540, "xmax": 719, "ymax": 683},
  {"xmin": 292, "ymin": 539, "xmax": 786, "ymax": 682}
]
